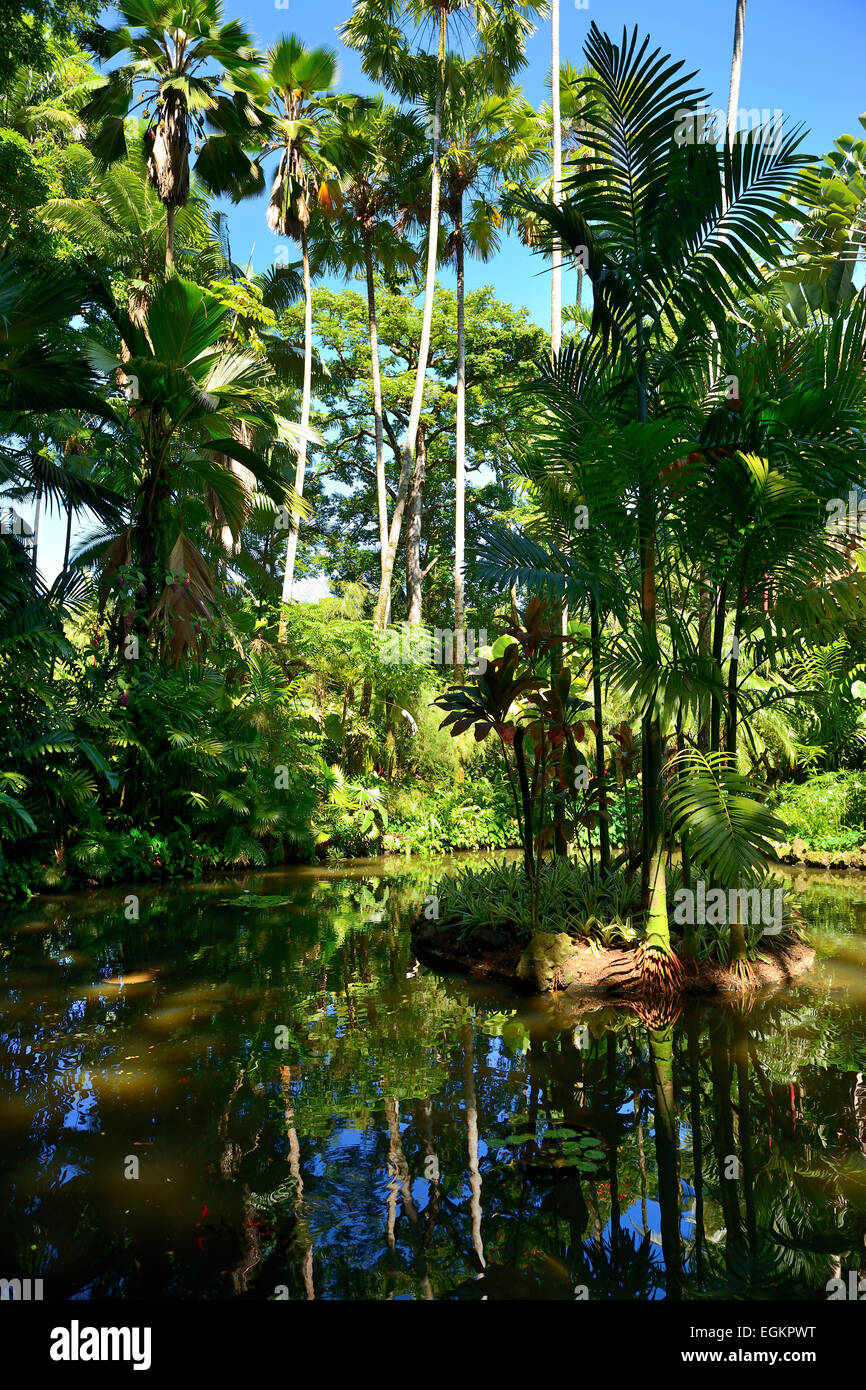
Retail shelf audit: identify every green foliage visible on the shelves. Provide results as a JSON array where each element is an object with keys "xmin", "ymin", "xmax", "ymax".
[
  {"xmin": 666, "ymin": 749, "xmax": 787, "ymax": 885},
  {"xmin": 2, "ymin": 13, "xmax": 866, "ymax": 972},
  {"xmin": 289, "ymin": 281, "xmax": 547, "ymax": 629},
  {"xmin": 434, "ymin": 857, "xmax": 641, "ymax": 946},
  {"xmin": 387, "ymin": 777, "xmax": 517, "ymax": 854},
  {"xmin": 770, "ymin": 770, "xmax": 866, "ymax": 847}
]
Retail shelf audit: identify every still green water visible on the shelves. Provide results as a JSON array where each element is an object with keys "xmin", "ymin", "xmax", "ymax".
[{"xmin": 2, "ymin": 857, "xmax": 866, "ymax": 1301}]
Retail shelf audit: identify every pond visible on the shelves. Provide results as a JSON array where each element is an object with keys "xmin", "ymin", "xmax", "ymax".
[{"xmin": 2, "ymin": 856, "xmax": 866, "ymax": 1302}]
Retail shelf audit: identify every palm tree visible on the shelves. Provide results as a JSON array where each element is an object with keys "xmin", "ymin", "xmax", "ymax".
[
  {"xmin": 0, "ymin": 254, "xmax": 109, "ymax": 425},
  {"xmin": 341, "ymin": 0, "xmax": 544, "ymax": 630},
  {"xmin": 438, "ymin": 65, "xmax": 544, "ymax": 672},
  {"xmin": 312, "ymin": 99, "xmax": 426, "ymax": 604},
  {"xmin": 251, "ymin": 34, "xmax": 354, "ymax": 625},
  {"xmin": 550, "ymin": 0, "xmax": 562, "ymax": 361},
  {"xmin": 3, "ymin": 47, "xmax": 96, "ymax": 141},
  {"xmin": 726, "ymin": 0, "xmax": 747, "ymax": 152},
  {"xmin": 80, "ymin": 0, "xmax": 266, "ymax": 271},
  {"xmin": 494, "ymin": 23, "xmax": 809, "ymax": 983},
  {"xmin": 88, "ymin": 275, "xmax": 304, "ymax": 659}
]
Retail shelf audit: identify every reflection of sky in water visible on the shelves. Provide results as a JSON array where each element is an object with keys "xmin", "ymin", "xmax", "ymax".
[
  {"xmin": 62, "ymin": 1079, "xmax": 99, "ymax": 1131},
  {"xmin": 1, "ymin": 864, "xmax": 865, "ymax": 1298}
]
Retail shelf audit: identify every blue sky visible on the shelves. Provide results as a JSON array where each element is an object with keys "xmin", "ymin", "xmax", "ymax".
[
  {"xmin": 34, "ymin": 0, "xmax": 866, "ymax": 578},
  {"xmin": 216, "ymin": 0, "xmax": 866, "ymax": 327}
]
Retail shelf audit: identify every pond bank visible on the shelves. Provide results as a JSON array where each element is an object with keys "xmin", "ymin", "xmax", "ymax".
[{"xmin": 412, "ymin": 916, "xmax": 815, "ymax": 998}]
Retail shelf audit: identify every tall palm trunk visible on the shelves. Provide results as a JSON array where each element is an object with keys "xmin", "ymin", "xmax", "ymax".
[
  {"xmin": 727, "ymin": 573, "xmax": 748, "ymax": 964},
  {"xmin": 278, "ymin": 224, "xmax": 313, "ymax": 636},
  {"xmin": 550, "ymin": 0, "xmax": 562, "ymax": 361},
  {"xmin": 405, "ymin": 426, "xmax": 427, "ymax": 624},
  {"xmin": 550, "ymin": 5, "xmax": 567, "ymax": 647},
  {"xmin": 723, "ymin": 4, "xmax": 748, "ymax": 980},
  {"xmin": 697, "ymin": 587, "xmax": 713, "ymax": 750},
  {"xmin": 636, "ymin": 335, "xmax": 673, "ymax": 980},
  {"xmin": 148, "ymin": 91, "xmax": 189, "ymax": 273},
  {"xmin": 454, "ymin": 193, "xmax": 467, "ymax": 679},
  {"xmin": 374, "ymin": 5, "xmax": 447, "ymax": 630},
  {"xmin": 363, "ymin": 230, "xmax": 389, "ymax": 574},
  {"xmin": 726, "ymin": 0, "xmax": 747, "ymax": 152},
  {"xmin": 31, "ymin": 487, "xmax": 42, "ymax": 570},
  {"xmin": 640, "ymin": 536, "xmax": 670, "ymax": 971},
  {"xmin": 63, "ymin": 502, "xmax": 73, "ymax": 573},
  {"xmin": 360, "ymin": 230, "xmax": 387, "ymax": 719},
  {"xmin": 700, "ymin": 3, "xmax": 746, "ymax": 744},
  {"xmin": 589, "ymin": 596, "xmax": 611, "ymax": 874}
]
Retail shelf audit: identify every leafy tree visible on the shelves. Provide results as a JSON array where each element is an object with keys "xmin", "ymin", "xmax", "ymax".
[
  {"xmin": 0, "ymin": 0, "xmax": 97, "ymax": 89},
  {"xmin": 279, "ymin": 281, "xmax": 545, "ymax": 631}
]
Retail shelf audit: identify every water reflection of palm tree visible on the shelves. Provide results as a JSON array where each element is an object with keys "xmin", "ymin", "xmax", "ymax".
[
  {"xmin": 629, "ymin": 1037, "xmax": 650, "ymax": 1236},
  {"xmin": 566, "ymin": 1024, "xmax": 663, "ymax": 1300},
  {"xmin": 462, "ymin": 1024, "xmax": 486, "ymax": 1274},
  {"xmin": 709, "ymin": 1012, "xmax": 744, "ymax": 1275},
  {"xmin": 685, "ymin": 1012, "xmax": 705, "ymax": 1280},
  {"xmin": 415, "ymin": 1094, "xmax": 443, "ymax": 1276},
  {"xmin": 732, "ymin": 1012, "xmax": 758, "ymax": 1262},
  {"xmin": 648, "ymin": 1023, "xmax": 682, "ymax": 1298},
  {"xmin": 384, "ymin": 1095, "xmax": 434, "ymax": 1299},
  {"xmin": 281, "ymin": 1066, "xmax": 315, "ymax": 1300},
  {"xmin": 699, "ymin": 1010, "xmax": 805, "ymax": 1297}
]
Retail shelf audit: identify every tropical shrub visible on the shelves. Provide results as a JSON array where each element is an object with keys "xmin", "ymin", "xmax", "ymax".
[{"xmin": 769, "ymin": 771, "xmax": 866, "ymax": 847}]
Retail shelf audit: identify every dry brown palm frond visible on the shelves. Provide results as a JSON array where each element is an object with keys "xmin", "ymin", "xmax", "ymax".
[
  {"xmin": 149, "ymin": 532, "xmax": 215, "ymax": 662},
  {"xmin": 145, "ymin": 91, "xmax": 190, "ymax": 208}
]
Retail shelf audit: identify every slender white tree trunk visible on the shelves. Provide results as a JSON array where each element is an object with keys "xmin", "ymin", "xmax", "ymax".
[
  {"xmin": 405, "ymin": 427, "xmax": 426, "ymax": 624},
  {"xmin": 550, "ymin": 0, "xmax": 562, "ymax": 362},
  {"xmin": 364, "ymin": 233, "xmax": 389, "ymax": 575},
  {"xmin": 374, "ymin": 6, "xmax": 447, "ymax": 630},
  {"xmin": 726, "ymin": 0, "xmax": 747, "ymax": 158},
  {"xmin": 454, "ymin": 193, "xmax": 466, "ymax": 679},
  {"xmin": 279, "ymin": 225, "xmax": 313, "ymax": 636},
  {"xmin": 701, "ymin": 1, "xmax": 747, "ymax": 742}
]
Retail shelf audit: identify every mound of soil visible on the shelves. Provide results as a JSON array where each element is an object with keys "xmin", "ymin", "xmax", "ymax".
[{"xmin": 411, "ymin": 916, "xmax": 815, "ymax": 999}]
